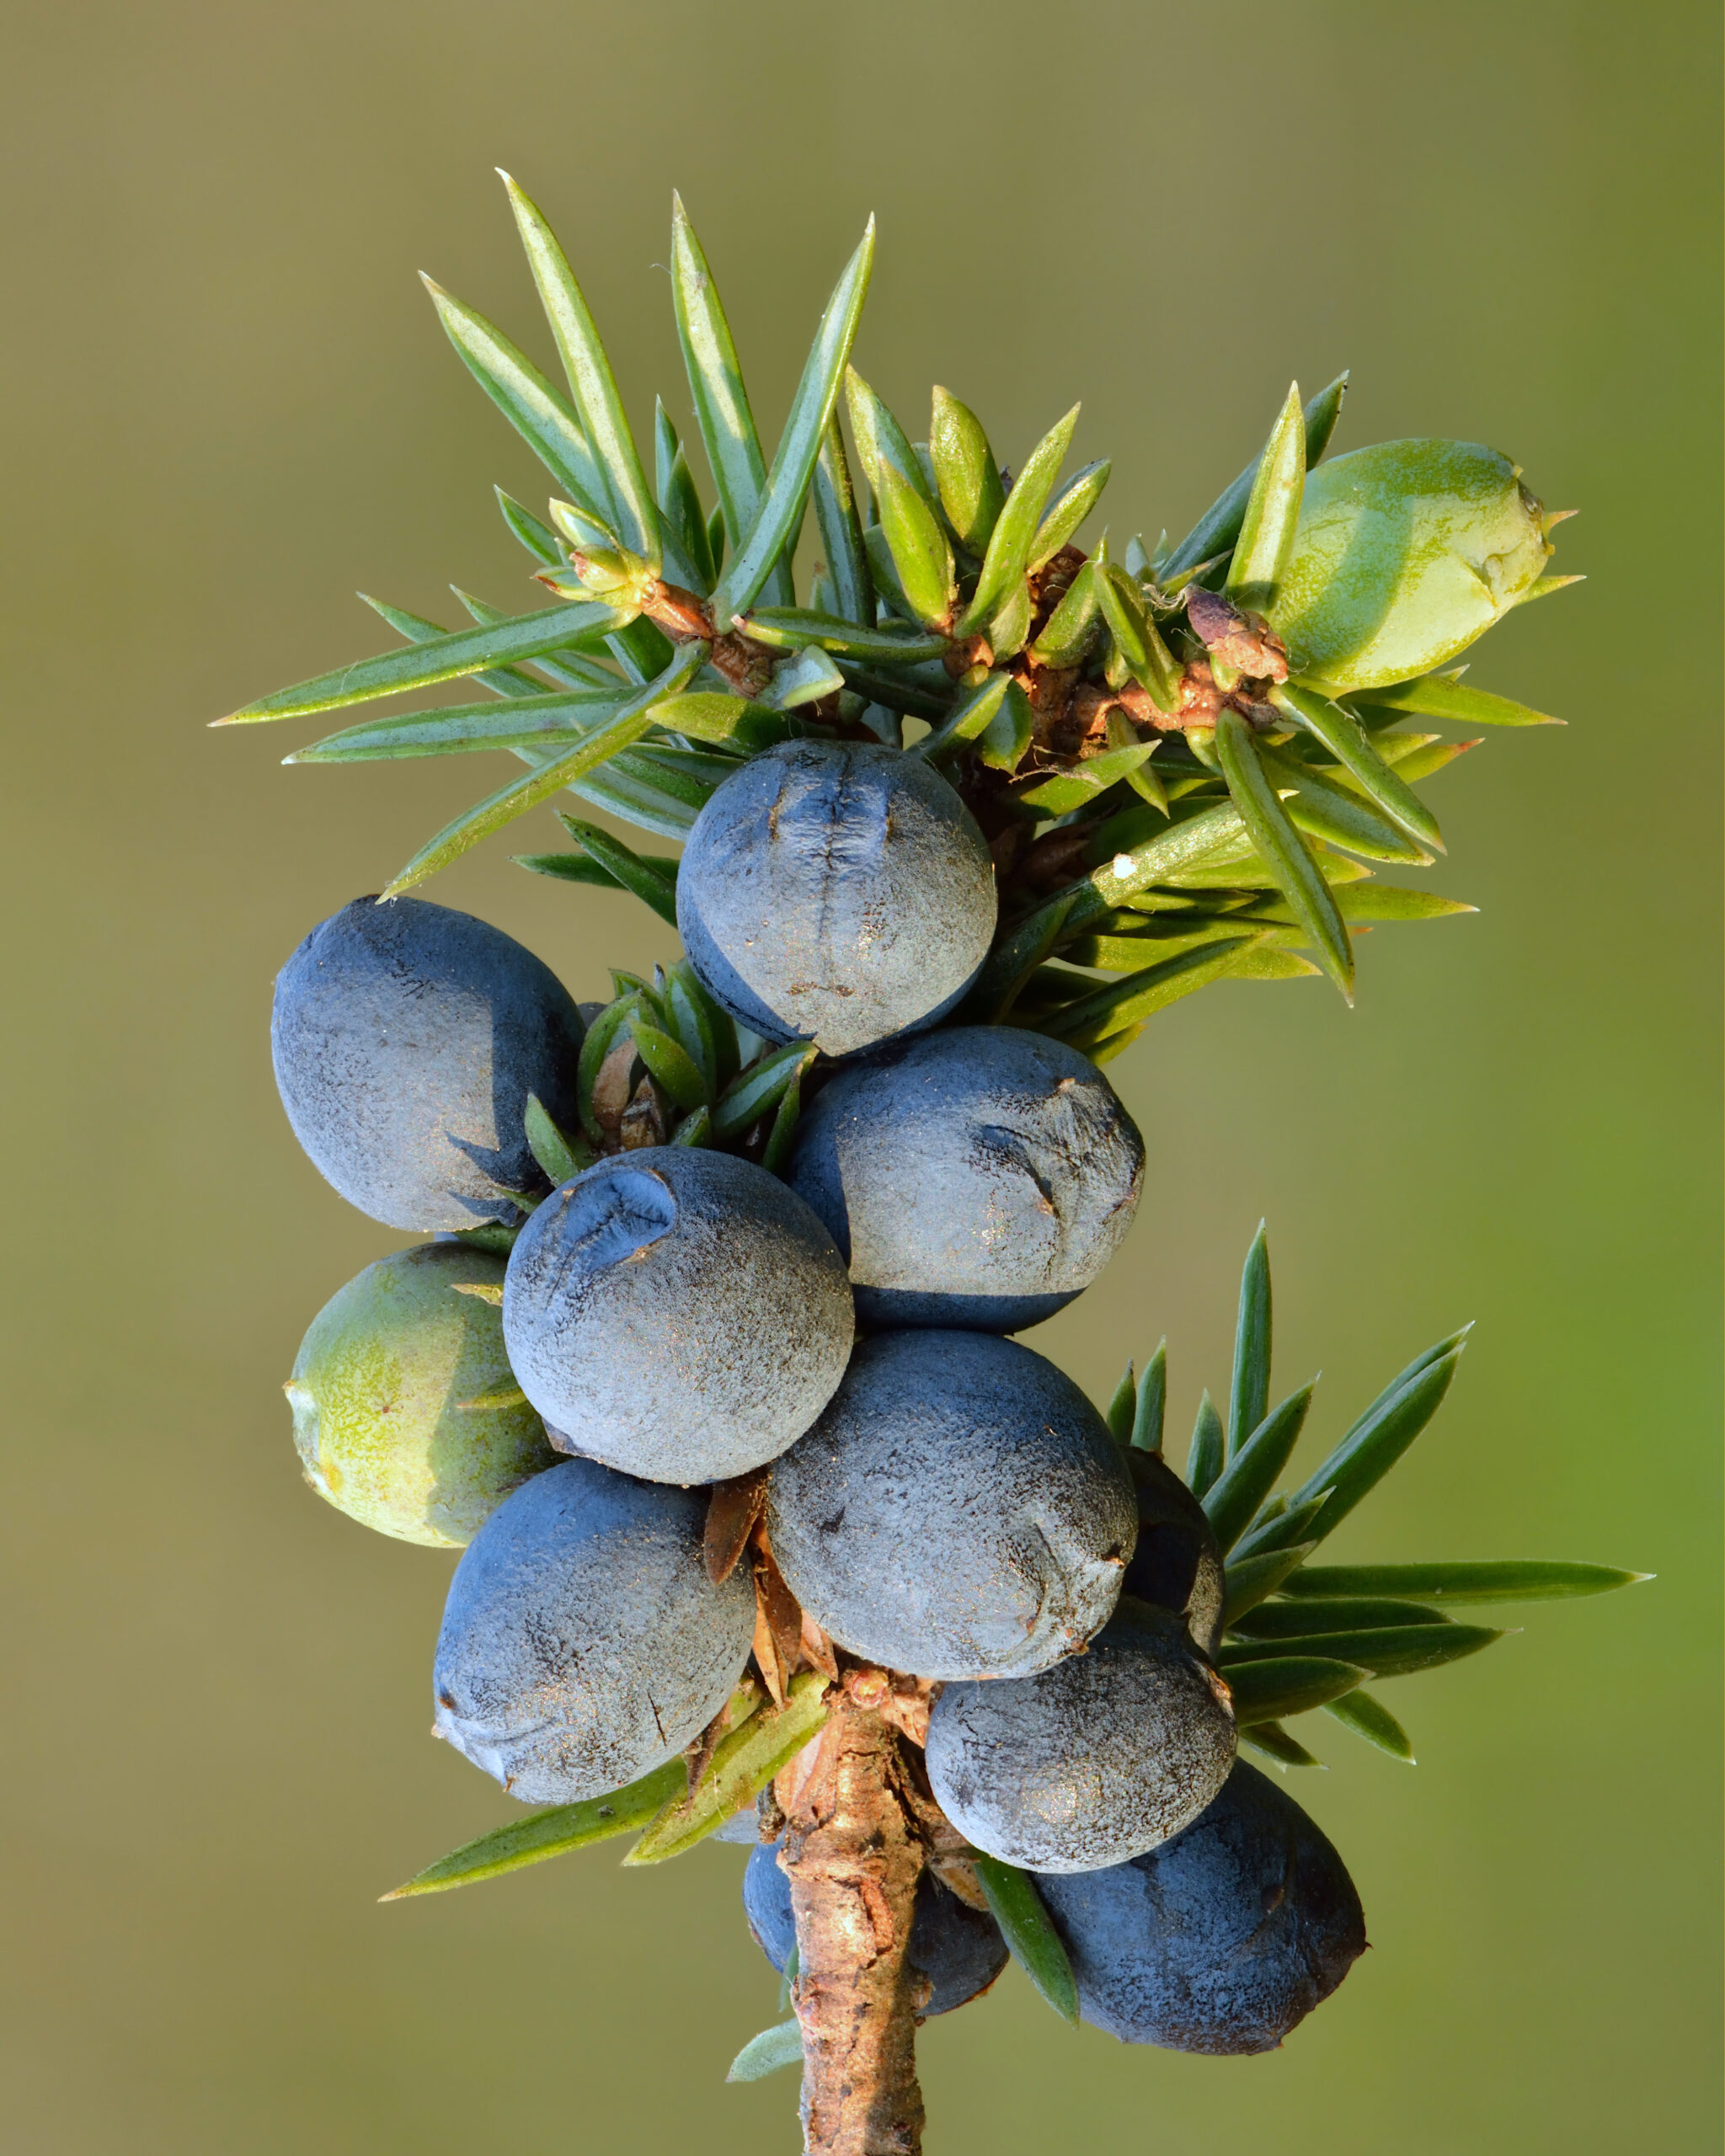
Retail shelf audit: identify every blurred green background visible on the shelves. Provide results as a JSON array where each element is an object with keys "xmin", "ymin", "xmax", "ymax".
[{"xmin": 3, "ymin": 3, "xmax": 1718, "ymax": 2150}]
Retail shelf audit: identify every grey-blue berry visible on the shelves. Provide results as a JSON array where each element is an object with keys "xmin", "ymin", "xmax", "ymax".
[
  {"xmin": 1036, "ymin": 1760, "xmax": 1366, "ymax": 2052},
  {"xmin": 787, "ymin": 1026, "xmax": 1145, "ymax": 1331},
  {"xmin": 924, "ymin": 1599, "xmax": 1236, "ymax": 1872},
  {"xmin": 272, "ymin": 895, "xmax": 585, "ymax": 1230},
  {"xmin": 676, "ymin": 741, "xmax": 997, "ymax": 1058},
  {"xmin": 1124, "ymin": 1449, "xmax": 1226, "ymax": 1657},
  {"xmin": 766, "ymin": 1330, "xmax": 1136, "ymax": 1681},
  {"xmin": 503, "ymin": 1147, "xmax": 853, "ymax": 1485},
  {"xmin": 432, "ymin": 1456, "xmax": 754, "ymax": 1803},
  {"xmin": 744, "ymin": 1840, "xmax": 1007, "ymax": 2019}
]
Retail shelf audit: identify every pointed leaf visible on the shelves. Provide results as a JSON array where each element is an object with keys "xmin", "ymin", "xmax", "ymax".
[
  {"xmin": 421, "ymin": 276, "xmax": 611, "ymax": 520},
  {"xmin": 446, "ymin": 584, "xmax": 622, "ymax": 688},
  {"xmin": 740, "ymin": 607, "xmax": 947, "ymax": 664},
  {"xmin": 713, "ymin": 1043, "xmax": 817, "ymax": 1140},
  {"xmin": 1106, "ymin": 1364, "xmax": 1137, "ymax": 1446},
  {"xmin": 1232, "ymin": 1488, "xmax": 1336, "ymax": 1566},
  {"xmin": 1272, "ymin": 683, "xmax": 1444, "ymax": 853},
  {"xmin": 1227, "ymin": 947, "xmax": 1323, "ymax": 984},
  {"xmin": 1322, "ymin": 1689, "xmax": 1416, "ymax": 1762},
  {"xmin": 1221, "ymin": 1540, "xmax": 1322, "ymax": 1628},
  {"xmin": 976, "ymin": 677, "xmax": 1035, "ymax": 772},
  {"xmin": 1228, "ymin": 1597, "xmax": 1454, "ymax": 1638},
  {"xmin": 1346, "ymin": 673, "xmax": 1562, "ymax": 728},
  {"xmin": 1252, "ymin": 742, "xmax": 1429, "ymax": 874},
  {"xmin": 1215, "ymin": 709, "xmax": 1354, "ymax": 999},
  {"xmin": 1204, "ymin": 1383, "xmax": 1316, "ymax": 1554},
  {"xmin": 1356, "ymin": 737, "xmax": 1477, "ymax": 787},
  {"xmin": 1240, "ymin": 1721, "xmax": 1323, "ymax": 1769},
  {"xmin": 381, "ymin": 643, "xmax": 706, "ymax": 897},
  {"xmin": 1226, "ymin": 382, "xmax": 1306, "ymax": 609},
  {"xmin": 1226, "ymin": 1656, "xmax": 1365, "ymax": 1725},
  {"xmin": 627, "ymin": 1673, "xmax": 831, "ymax": 1863},
  {"xmin": 986, "ymin": 577, "xmax": 1034, "ymax": 659},
  {"xmin": 514, "ymin": 851, "xmax": 618, "ymax": 890},
  {"xmin": 1097, "ymin": 568, "xmax": 1183, "ymax": 710},
  {"xmin": 670, "ymin": 193, "xmax": 793, "ymax": 606},
  {"xmin": 761, "ymin": 647, "xmax": 843, "ymax": 710},
  {"xmin": 647, "ymin": 691, "xmax": 789, "ymax": 750},
  {"xmin": 356, "ymin": 592, "xmax": 572, "ymax": 702},
  {"xmin": 969, "ymin": 1854, "xmax": 1079, "ymax": 2025},
  {"xmin": 630, "ymin": 1018, "xmax": 710, "ymax": 1110},
  {"xmin": 217, "ymin": 603, "xmax": 627, "ymax": 724},
  {"xmin": 379, "ymin": 720, "xmax": 649, "ymax": 895},
  {"xmin": 524, "ymin": 1093, "xmax": 593, "ymax": 1185},
  {"xmin": 1186, "ymin": 1390, "xmax": 1225, "ymax": 1498},
  {"xmin": 1279, "ymin": 1561, "xmax": 1650, "ymax": 1605},
  {"xmin": 665, "ymin": 971, "xmax": 719, "ymax": 1096},
  {"xmin": 1012, "ymin": 738, "xmax": 1161, "ymax": 815},
  {"xmin": 1037, "ymin": 933, "xmax": 1263, "ymax": 1044},
  {"xmin": 1228, "ymin": 1223, "xmax": 1273, "ymax": 1454},
  {"xmin": 382, "ymin": 1756, "xmax": 686, "ymax": 1898},
  {"xmin": 1165, "ymin": 373, "xmax": 1348, "ymax": 579},
  {"xmin": 1239, "ymin": 883, "xmax": 1474, "ymax": 926},
  {"xmin": 654, "ymin": 398, "xmax": 717, "ymax": 592},
  {"xmin": 1132, "ymin": 1341, "xmax": 1167, "ymax": 1453},
  {"xmin": 969, "ymin": 802, "xmax": 1249, "ymax": 1006},
  {"xmin": 555, "ymin": 817, "xmax": 681, "ymax": 926},
  {"xmin": 956, "ymin": 405, "xmax": 1081, "ymax": 636},
  {"xmin": 497, "ymin": 487, "xmax": 568, "ymax": 566},
  {"xmin": 909, "ymin": 670, "xmax": 1011, "ymax": 763},
  {"xmin": 289, "ymin": 689, "xmax": 629, "ymax": 763},
  {"xmin": 1030, "ymin": 459, "xmax": 1111, "ymax": 569},
  {"xmin": 711, "ymin": 221, "xmax": 875, "ymax": 625},
  {"xmin": 843, "ymin": 368, "xmax": 940, "ymax": 513},
  {"xmin": 760, "ymin": 1059, "xmax": 807, "ymax": 1175},
  {"xmin": 812, "ymin": 416, "xmax": 873, "ymax": 626},
  {"xmin": 873, "ymin": 459, "xmax": 955, "ymax": 627},
  {"xmin": 1028, "ymin": 559, "xmax": 1101, "ymax": 669},
  {"xmin": 1219, "ymin": 1624, "xmax": 1503, "ymax": 1681},
  {"xmin": 500, "ymin": 173, "xmax": 660, "ymax": 571},
  {"xmin": 672, "ymin": 958, "xmax": 740, "ymax": 1086},
  {"xmin": 1262, "ymin": 1336, "xmax": 1468, "ymax": 1550},
  {"xmin": 931, "ymin": 386, "xmax": 1007, "ymax": 552},
  {"xmin": 727, "ymin": 2022, "xmax": 804, "ymax": 2083}
]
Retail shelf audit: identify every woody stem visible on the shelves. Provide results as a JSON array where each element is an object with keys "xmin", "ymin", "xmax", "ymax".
[{"xmin": 780, "ymin": 1700, "xmax": 927, "ymax": 2156}]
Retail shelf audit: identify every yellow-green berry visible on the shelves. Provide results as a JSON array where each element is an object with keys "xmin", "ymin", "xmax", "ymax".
[
  {"xmin": 1272, "ymin": 439, "xmax": 1552, "ymax": 690},
  {"xmin": 286, "ymin": 1243, "xmax": 555, "ymax": 1547}
]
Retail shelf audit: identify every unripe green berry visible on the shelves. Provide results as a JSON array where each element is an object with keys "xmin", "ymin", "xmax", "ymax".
[
  {"xmin": 1272, "ymin": 439, "xmax": 1552, "ymax": 690},
  {"xmin": 286, "ymin": 1244, "xmax": 555, "ymax": 1547}
]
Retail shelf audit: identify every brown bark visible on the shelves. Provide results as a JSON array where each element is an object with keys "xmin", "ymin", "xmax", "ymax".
[{"xmin": 778, "ymin": 1684, "xmax": 928, "ymax": 2156}]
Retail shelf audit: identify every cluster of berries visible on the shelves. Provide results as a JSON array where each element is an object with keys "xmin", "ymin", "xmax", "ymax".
[{"xmin": 276, "ymin": 734, "xmax": 1364, "ymax": 2055}]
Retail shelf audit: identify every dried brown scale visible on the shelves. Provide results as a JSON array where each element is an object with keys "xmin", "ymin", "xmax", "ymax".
[
  {"xmin": 1028, "ymin": 542, "xmax": 1087, "ymax": 625},
  {"xmin": 617, "ymin": 1075, "xmax": 669, "ymax": 1148},
  {"xmin": 752, "ymin": 1589, "xmax": 790, "ymax": 1706},
  {"xmin": 589, "ymin": 1033, "xmax": 643, "ymax": 1146},
  {"xmin": 1025, "ymin": 661, "xmax": 1085, "ymax": 758},
  {"xmin": 703, "ymin": 1470, "xmax": 769, "ymax": 1587},
  {"xmin": 942, "ymin": 634, "xmax": 994, "ymax": 678},
  {"xmin": 756, "ymin": 1533, "xmax": 807, "ymax": 1682},
  {"xmin": 1183, "ymin": 585, "xmax": 1290, "ymax": 681},
  {"xmin": 800, "ymin": 1609, "xmax": 841, "ymax": 1682},
  {"xmin": 782, "ymin": 1699, "xmax": 928, "ymax": 2156}
]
